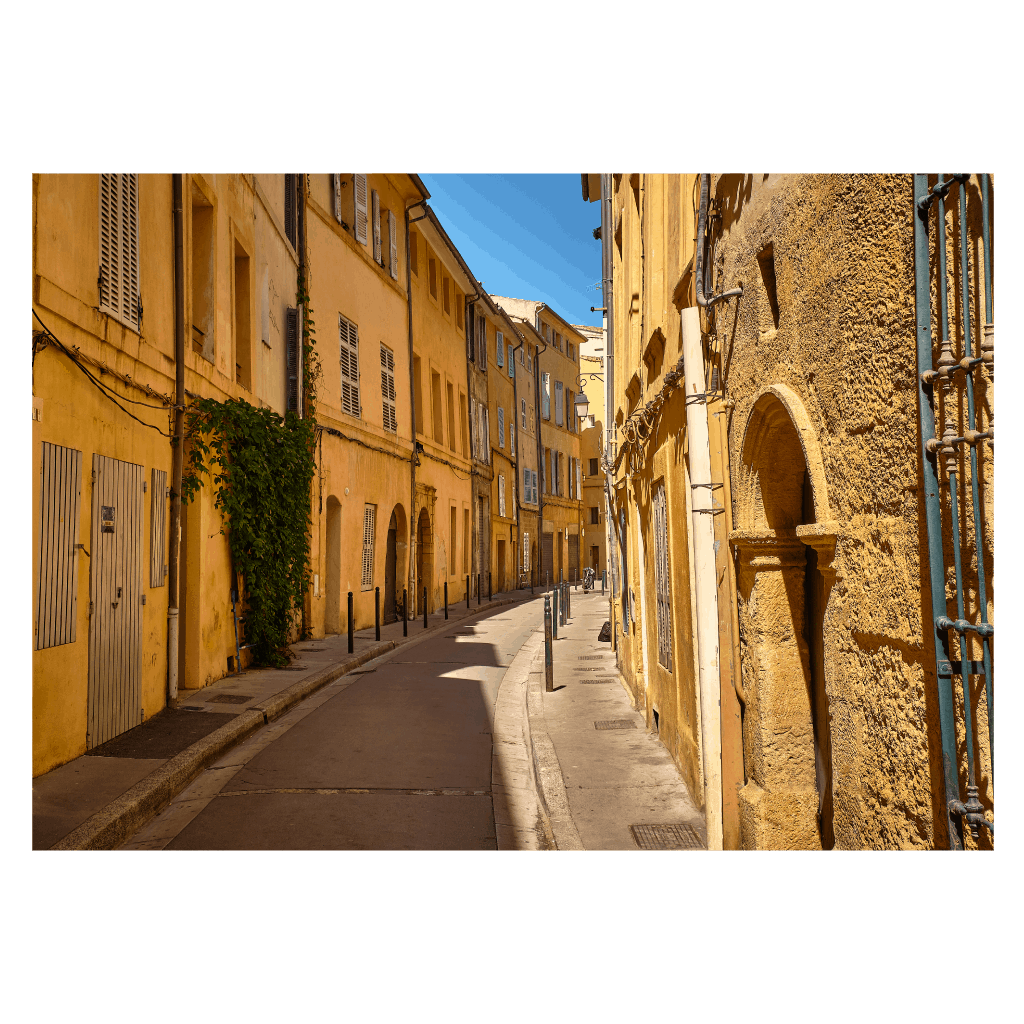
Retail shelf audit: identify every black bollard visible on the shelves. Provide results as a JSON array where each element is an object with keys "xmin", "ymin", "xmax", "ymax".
[
  {"xmin": 601, "ymin": 570, "xmax": 606, "ymax": 595},
  {"xmin": 403, "ymin": 588, "xmax": 408, "ymax": 637},
  {"xmin": 444, "ymin": 581, "xmax": 449, "ymax": 619},
  {"xmin": 348, "ymin": 591, "xmax": 354, "ymax": 654},
  {"xmin": 375, "ymin": 586, "xmax": 380, "ymax": 641},
  {"xmin": 552, "ymin": 587, "xmax": 559, "ymax": 639},
  {"xmin": 423, "ymin": 587, "xmax": 428, "ymax": 629}
]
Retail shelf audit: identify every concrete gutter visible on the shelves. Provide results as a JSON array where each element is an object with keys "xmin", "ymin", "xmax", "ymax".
[{"xmin": 50, "ymin": 595, "xmax": 520, "ymax": 851}]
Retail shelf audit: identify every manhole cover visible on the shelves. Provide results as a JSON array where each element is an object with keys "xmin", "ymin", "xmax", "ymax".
[
  {"xmin": 629, "ymin": 823, "xmax": 705, "ymax": 850},
  {"xmin": 578, "ymin": 656, "xmax": 605, "ymax": 660},
  {"xmin": 581, "ymin": 678, "xmax": 618, "ymax": 684},
  {"xmin": 206, "ymin": 693, "xmax": 253, "ymax": 705},
  {"xmin": 594, "ymin": 719, "xmax": 636, "ymax": 730}
]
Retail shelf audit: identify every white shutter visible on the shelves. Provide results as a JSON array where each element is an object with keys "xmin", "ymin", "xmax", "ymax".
[
  {"xmin": 380, "ymin": 344, "xmax": 397, "ymax": 433},
  {"xmin": 496, "ymin": 331, "xmax": 504, "ymax": 367},
  {"xmin": 333, "ymin": 174, "xmax": 344, "ymax": 223},
  {"xmin": 499, "ymin": 475, "xmax": 506, "ymax": 517},
  {"xmin": 542, "ymin": 373, "xmax": 550, "ymax": 419},
  {"xmin": 372, "ymin": 189, "xmax": 381, "ymax": 263},
  {"xmin": 340, "ymin": 314, "xmax": 361, "ymax": 418},
  {"xmin": 521, "ymin": 399, "xmax": 527, "ymax": 429},
  {"xmin": 354, "ymin": 174, "xmax": 368, "ymax": 244},
  {"xmin": 361, "ymin": 504, "xmax": 377, "ymax": 590},
  {"xmin": 576, "ymin": 459, "xmax": 582, "ymax": 500},
  {"xmin": 99, "ymin": 173, "xmax": 140, "ymax": 331},
  {"xmin": 388, "ymin": 210, "xmax": 398, "ymax": 279},
  {"xmin": 498, "ymin": 407, "xmax": 505, "ymax": 448},
  {"xmin": 509, "ymin": 422, "xmax": 515, "ymax": 456}
]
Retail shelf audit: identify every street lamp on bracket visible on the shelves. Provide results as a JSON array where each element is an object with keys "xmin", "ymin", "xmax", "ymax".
[{"xmin": 573, "ymin": 369, "xmax": 603, "ymax": 425}]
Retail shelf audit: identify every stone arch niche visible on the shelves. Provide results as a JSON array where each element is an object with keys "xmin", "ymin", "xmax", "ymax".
[
  {"xmin": 324, "ymin": 496, "xmax": 342, "ymax": 634},
  {"xmin": 730, "ymin": 385, "xmax": 840, "ymax": 849}
]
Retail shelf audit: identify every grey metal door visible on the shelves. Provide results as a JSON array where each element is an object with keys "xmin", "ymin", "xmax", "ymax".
[{"xmin": 88, "ymin": 454, "xmax": 145, "ymax": 748}]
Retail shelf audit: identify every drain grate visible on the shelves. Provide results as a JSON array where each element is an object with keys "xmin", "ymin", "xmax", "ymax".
[
  {"xmin": 578, "ymin": 655, "xmax": 606, "ymax": 660},
  {"xmin": 581, "ymin": 678, "xmax": 618, "ymax": 684},
  {"xmin": 594, "ymin": 719, "xmax": 636, "ymax": 730},
  {"xmin": 281, "ymin": 666, "xmax": 311, "ymax": 672},
  {"xmin": 573, "ymin": 667, "xmax": 600, "ymax": 672},
  {"xmin": 181, "ymin": 706, "xmax": 205, "ymax": 712},
  {"xmin": 629, "ymin": 823, "xmax": 706, "ymax": 850},
  {"xmin": 206, "ymin": 693, "xmax": 253, "ymax": 705}
]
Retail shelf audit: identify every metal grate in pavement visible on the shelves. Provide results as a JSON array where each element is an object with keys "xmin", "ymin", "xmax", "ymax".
[
  {"xmin": 580, "ymin": 678, "xmax": 618, "ymax": 684},
  {"xmin": 594, "ymin": 719, "xmax": 636, "ymax": 730},
  {"xmin": 578, "ymin": 655, "xmax": 606, "ymax": 660},
  {"xmin": 206, "ymin": 693, "xmax": 253, "ymax": 704},
  {"xmin": 629, "ymin": 823, "xmax": 706, "ymax": 850},
  {"xmin": 573, "ymin": 667, "xmax": 600, "ymax": 672}
]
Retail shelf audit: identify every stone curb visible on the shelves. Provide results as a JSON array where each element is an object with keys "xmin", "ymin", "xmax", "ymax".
[
  {"xmin": 49, "ymin": 595, "xmax": 521, "ymax": 851},
  {"xmin": 525, "ymin": 648, "xmax": 584, "ymax": 851}
]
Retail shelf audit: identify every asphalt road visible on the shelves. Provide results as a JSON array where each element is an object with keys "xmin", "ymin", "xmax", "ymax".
[{"xmin": 124, "ymin": 599, "xmax": 545, "ymax": 850}]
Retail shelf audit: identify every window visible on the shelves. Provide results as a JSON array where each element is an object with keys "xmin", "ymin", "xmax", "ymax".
[
  {"xmin": 499, "ymin": 475, "xmax": 506, "ymax": 517},
  {"xmin": 446, "ymin": 380, "xmax": 456, "ymax": 451},
  {"xmin": 566, "ymin": 389, "xmax": 574, "ymax": 432},
  {"xmin": 526, "ymin": 345, "xmax": 533, "ymax": 372},
  {"xmin": 284, "ymin": 173, "xmax": 298, "ymax": 248},
  {"xmin": 371, "ymin": 189, "xmax": 382, "ymax": 263},
  {"xmin": 339, "ymin": 314, "xmax": 360, "ymax": 417},
  {"xmin": 428, "ymin": 255, "xmax": 437, "ymax": 299},
  {"xmin": 456, "ymin": 292, "xmax": 464, "ymax": 329},
  {"xmin": 556, "ymin": 332, "xmax": 562, "ymax": 351},
  {"xmin": 190, "ymin": 185, "xmax": 213, "ymax": 358},
  {"xmin": 590, "ymin": 506, "xmax": 600, "ymax": 525},
  {"xmin": 569, "ymin": 342, "xmax": 575, "ymax": 360},
  {"xmin": 463, "ymin": 508, "xmax": 470, "ymax": 573},
  {"xmin": 442, "ymin": 275, "xmax": 451, "ymax": 315},
  {"xmin": 508, "ymin": 344, "xmax": 514, "ymax": 378},
  {"xmin": 521, "ymin": 399, "xmax": 527, "ymax": 429},
  {"xmin": 431, "ymin": 371, "xmax": 443, "ymax": 443},
  {"xmin": 498, "ymin": 407, "xmax": 505, "ymax": 448},
  {"xmin": 555, "ymin": 380, "xmax": 564, "ymax": 426},
  {"xmin": 99, "ymin": 174, "xmax": 140, "ymax": 332},
  {"xmin": 332, "ymin": 173, "xmax": 345, "ymax": 226},
  {"xmin": 450, "ymin": 506, "xmax": 457, "ymax": 578},
  {"xmin": 544, "ymin": 448, "xmax": 551, "ymax": 494},
  {"xmin": 519, "ymin": 345, "xmax": 525, "ymax": 365},
  {"xmin": 523, "ymin": 466, "xmax": 530, "ymax": 503},
  {"xmin": 467, "ymin": 308, "xmax": 475, "ymax": 361},
  {"xmin": 413, "ymin": 355, "xmax": 424, "ymax": 433},
  {"xmin": 388, "ymin": 210, "xmax": 398, "ymax": 279},
  {"xmin": 35, "ymin": 443, "xmax": 83, "ymax": 649},
  {"xmin": 460, "ymin": 392, "xmax": 468, "ymax": 456},
  {"xmin": 542, "ymin": 372, "xmax": 551, "ymax": 419},
  {"xmin": 286, "ymin": 307, "xmax": 302, "ymax": 415},
  {"xmin": 380, "ymin": 344, "xmax": 397, "ymax": 433},
  {"xmin": 653, "ymin": 483, "xmax": 672, "ymax": 671},
  {"xmin": 589, "ymin": 457, "xmax": 599, "ymax": 476},
  {"xmin": 234, "ymin": 239, "xmax": 252, "ymax": 390},
  {"xmin": 353, "ymin": 174, "xmax": 368, "ymax": 244},
  {"xmin": 496, "ymin": 331, "xmax": 504, "ymax": 367},
  {"xmin": 478, "ymin": 317, "xmax": 487, "ymax": 370},
  {"xmin": 361, "ymin": 504, "xmax": 377, "ymax": 590}
]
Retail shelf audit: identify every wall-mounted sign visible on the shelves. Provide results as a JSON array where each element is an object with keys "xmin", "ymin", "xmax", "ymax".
[{"xmin": 101, "ymin": 505, "xmax": 115, "ymax": 534}]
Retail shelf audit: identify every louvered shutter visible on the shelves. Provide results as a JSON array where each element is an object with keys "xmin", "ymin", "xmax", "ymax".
[
  {"xmin": 340, "ymin": 314, "xmax": 361, "ymax": 418},
  {"xmin": 496, "ymin": 331, "xmax": 504, "ymax": 367},
  {"xmin": 523, "ymin": 467, "xmax": 529, "ymax": 504},
  {"xmin": 388, "ymin": 210, "xmax": 398, "ymax": 279},
  {"xmin": 286, "ymin": 306, "xmax": 301, "ymax": 414},
  {"xmin": 380, "ymin": 344, "xmax": 397, "ymax": 433},
  {"xmin": 99, "ymin": 174, "xmax": 140, "ymax": 331},
  {"xmin": 478, "ymin": 317, "xmax": 487, "ymax": 369},
  {"xmin": 576, "ymin": 459, "xmax": 582, "ymax": 501},
  {"xmin": 499, "ymin": 475, "xmax": 506, "ymax": 517},
  {"xmin": 509, "ymin": 422, "xmax": 515, "ymax": 456},
  {"xmin": 361, "ymin": 505, "xmax": 376, "ymax": 590},
  {"xmin": 35, "ymin": 443, "xmax": 83, "ymax": 649},
  {"xmin": 333, "ymin": 174, "xmax": 344, "ymax": 223},
  {"xmin": 372, "ymin": 189, "xmax": 381, "ymax": 263},
  {"xmin": 482, "ymin": 407, "xmax": 490, "ymax": 463},
  {"xmin": 542, "ymin": 373, "xmax": 550, "ymax": 419},
  {"xmin": 555, "ymin": 381, "xmax": 564, "ymax": 425},
  {"xmin": 150, "ymin": 468, "xmax": 167, "ymax": 588},
  {"xmin": 354, "ymin": 175, "xmax": 368, "ymax": 244},
  {"xmin": 498, "ymin": 407, "xmax": 505, "ymax": 448},
  {"xmin": 284, "ymin": 174, "xmax": 297, "ymax": 248},
  {"xmin": 508, "ymin": 344, "xmax": 514, "ymax": 377}
]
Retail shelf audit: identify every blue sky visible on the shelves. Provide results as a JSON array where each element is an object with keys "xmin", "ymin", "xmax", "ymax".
[{"xmin": 419, "ymin": 174, "xmax": 603, "ymax": 329}]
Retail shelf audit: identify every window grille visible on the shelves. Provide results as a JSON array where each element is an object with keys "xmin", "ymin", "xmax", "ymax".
[
  {"xmin": 339, "ymin": 314, "xmax": 360, "ymax": 417},
  {"xmin": 98, "ymin": 173, "xmax": 140, "ymax": 331},
  {"xmin": 361, "ymin": 504, "xmax": 376, "ymax": 590},
  {"xmin": 653, "ymin": 483, "xmax": 672, "ymax": 671},
  {"xmin": 380, "ymin": 344, "xmax": 397, "ymax": 432}
]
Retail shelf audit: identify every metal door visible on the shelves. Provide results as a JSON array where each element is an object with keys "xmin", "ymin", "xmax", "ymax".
[
  {"xmin": 88, "ymin": 454, "xmax": 144, "ymax": 748},
  {"xmin": 568, "ymin": 534, "xmax": 579, "ymax": 583}
]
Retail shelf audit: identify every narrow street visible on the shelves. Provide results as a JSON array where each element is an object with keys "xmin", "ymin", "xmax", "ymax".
[{"xmin": 118, "ymin": 590, "xmax": 702, "ymax": 851}]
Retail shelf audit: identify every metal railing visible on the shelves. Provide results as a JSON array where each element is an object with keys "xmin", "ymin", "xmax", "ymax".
[{"xmin": 913, "ymin": 173, "xmax": 994, "ymax": 848}]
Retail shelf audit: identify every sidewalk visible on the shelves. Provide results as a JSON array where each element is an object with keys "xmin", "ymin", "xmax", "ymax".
[
  {"xmin": 523, "ymin": 587, "xmax": 708, "ymax": 850},
  {"xmin": 32, "ymin": 586, "xmax": 537, "ymax": 850}
]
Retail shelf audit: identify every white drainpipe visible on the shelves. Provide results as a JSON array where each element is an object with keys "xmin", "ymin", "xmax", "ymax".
[{"xmin": 681, "ymin": 305, "xmax": 723, "ymax": 850}]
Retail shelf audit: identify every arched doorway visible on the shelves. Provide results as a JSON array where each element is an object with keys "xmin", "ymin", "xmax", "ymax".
[
  {"xmin": 416, "ymin": 506, "xmax": 432, "ymax": 615},
  {"xmin": 732, "ymin": 385, "xmax": 838, "ymax": 850},
  {"xmin": 325, "ymin": 496, "xmax": 342, "ymax": 634},
  {"xmin": 383, "ymin": 504, "xmax": 407, "ymax": 625}
]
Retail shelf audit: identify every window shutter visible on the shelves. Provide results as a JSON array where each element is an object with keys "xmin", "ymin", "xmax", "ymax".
[
  {"xmin": 361, "ymin": 504, "xmax": 377, "ymax": 590},
  {"xmin": 467, "ymin": 307, "xmax": 475, "ymax": 360},
  {"xmin": 286, "ymin": 306, "xmax": 300, "ymax": 414},
  {"xmin": 333, "ymin": 174, "xmax": 344, "ymax": 223},
  {"xmin": 509, "ymin": 422, "xmax": 515, "ymax": 456},
  {"xmin": 482, "ymin": 406, "xmax": 490, "ymax": 462},
  {"xmin": 98, "ymin": 173, "xmax": 140, "ymax": 331},
  {"xmin": 576, "ymin": 459, "xmax": 582, "ymax": 500},
  {"xmin": 542, "ymin": 373, "xmax": 550, "ymax": 419},
  {"xmin": 339, "ymin": 315, "xmax": 361, "ymax": 418},
  {"xmin": 371, "ymin": 189, "xmax": 381, "ymax": 263},
  {"xmin": 35, "ymin": 443, "xmax": 83, "ymax": 650},
  {"xmin": 498, "ymin": 407, "xmax": 505, "ymax": 448},
  {"xmin": 499, "ymin": 475, "xmax": 506, "ymax": 518},
  {"xmin": 508, "ymin": 344, "xmax": 514, "ymax": 377},
  {"xmin": 353, "ymin": 174, "xmax": 368, "ymax": 244},
  {"xmin": 388, "ymin": 210, "xmax": 398, "ymax": 279},
  {"xmin": 478, "ymin": 317, "xmax": 487, "ymax": 369},
  {"xmin": 284, "ymin": 174, "xmax": 297, "ymax": 248},
  {"xmin": 532, "ymin": 469, "xmax": 538, "ymax": 504},
  {"xmin": 654, "ymin": 484, "xmax": 672, "ymax": 671},
  {"xmin": 150, "ymin": 468, "xmax": 167, "ymax": 588},
  {"xmin": 380, "ymin": 344, "xmax": 397, "ymax": 433},
  {"xmin": 496, "ymin": 331, "xmax": 504, "ymax": 367},
  {"xmin": 521, "ymin": 399, "xmax": 526, "ymax": 429},
  {"xmin": 555, "ymin": 381, "xmax": 564, "ymax": 426}
]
